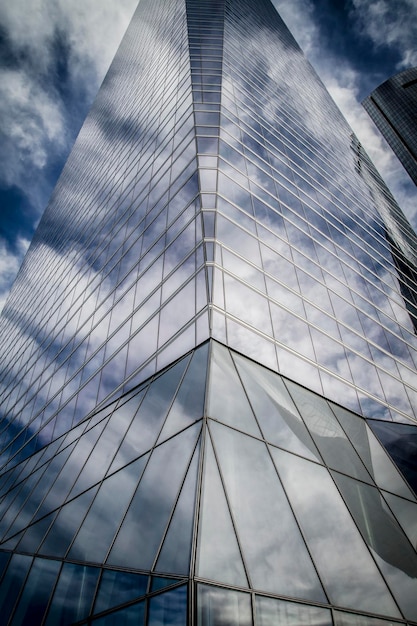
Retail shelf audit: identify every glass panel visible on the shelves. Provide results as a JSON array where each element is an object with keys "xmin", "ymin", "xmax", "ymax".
[
  {"xmin": 367, "ymin": 419, "xmax": 417, "ymax": 496},
  {"xmin": 366, "ymin": 428, "xmax": 415, "ymax": 500},
  {"xmin": 271, "ymin": 448, "xmax": 401, "ymax": 617},
  {"xmin": 16, "ymin": 512, "xmax": 55, "ymax": 554},
  {"xmin": 197, "ymin": 433, "xmax": 248, "ymax": 587},
  {"xmin": 39, "ymin": 486, "xmax": 98, "ymax": 557},
  {"xmin": 44, "ymin": 562, "xmax": 99, "ymax": 625},
  {"xmin": 255, "ymin": 595, "xmax": 332, "ymax": 626},
  {"xmin": 233, "ymin": 353, "xmax": 320, "ymax": 461},
  {"xmin": 155, "ymin": 443, "xmax": 200, "ymax": 575},
  {"xmin": 285, "ymin": 381, "xmax": 370, "ymax": 481},
  {"xmin": 148, "ymin": 585, "xmax": 187, "ymax": 626},
  {"xmin": 151, "ymin": 576, "xmax": 183, "ymax": 592},
  {"xmin": 94, "ymin": 570, "xmax": 148, "ymax": 614},
  {"xmin": 107, "ymin": 424, "xmax": 200, "ymax": 570},
  {"xmin": 332, "ymin": 471, "xmax": 417, "ymax": 622},
  {"xmin": 93, "ymin": 600, "xmax": 145, "ymax": 626},
  {"xmin": 68, "ymin": 455, "xmax": 148, "ymax": 563},
  {"xmin": 0, "ymin": 550, "xmax": 11, "ymax": 581},
  {"xmin": 197, "ymin": 584, "xmax": 252, "ymax": 626},
  {"xmin": 210, "ymin": 421, "xmax": 325, "ymax": 601},
  {"xmin": 207, "ymin": 342, "xmax": 261, "ymax": 437},
  {"xmin": 333, "ymin": 611, "xmax": 402, "ymax": 625},
  {"xmin": 10, "ymin": 558, "xmax": 60, "ymax": 626},
  {"xmin": 383, "ymin": 491, "xmax": 417, "ymax": 548},
  {"xmin": 110, "ymin": 357, "xmax": 189, "ymax": 473},
  {"xmin": 158, "ymin": 343, "xmax": 208, "ymax": 441},
  {"xmin": 0, "ymin": 553, "xmax": 32, "ymax": 625}
]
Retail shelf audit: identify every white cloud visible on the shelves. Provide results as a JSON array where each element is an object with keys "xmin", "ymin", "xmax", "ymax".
[
  {"xmin": 0, "ymin": 238, "xmax": 30, "ymax": 313},
  {"xmin": 350, "ymin": 0, "xmax": 417, "ymax": 69}
]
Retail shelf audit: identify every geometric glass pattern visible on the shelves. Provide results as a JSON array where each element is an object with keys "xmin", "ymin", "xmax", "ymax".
[
  {"xmin": 0, "ymin": 0, "xmax": 416, "ymax": 623},
  {"xmin": 0, "ymin": 340, "xmax": 417, "ymax": 624}
]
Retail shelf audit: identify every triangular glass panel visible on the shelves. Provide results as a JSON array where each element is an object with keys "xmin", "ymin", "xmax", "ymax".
[
  {"xmin": 94, "ymin": 569, "xmax": 148, "ymax": 615},
  {"xmin": 68, "ymin": 454, "xmax": 149, "ymax": 563},
  {"xmin": 367, "ymin": 418, "xmax": 417, "ymax": 496},
  {"xmin": 15, "ymin": 513, "xmax": 56, "ymax": 554},
  {"xmin": 209, "ymin": 421, "xmax": 326, "ymax": 601},
  {"xmin": 155, "ymin": 443, "xmax": 200, "ymax": 575},
  {"xmin": 232, "ymin": 352, "xmax": 320, "ymax": 461},
  {"xmin": 382, "ymin": 491, "xmax": 417, "ymax": 549},
  {"xmin": 284, "ymin": 380, "xmax": 370, "ymax": 482},
  {"xmin": 196, "ymin": 431, "xmax": 248, "ymax": 587},
  {"xmin": 270, "ymin": 447, "xmax": 400, "ymax": 617},
  {"xmin": 158, "ymin": 343, "xmax": 208, "ymax": 442},
  {"xmin": 107, "ymin": 423, "xmax": 201, "ymax": 571},
  {"xmin": 332, "ymin": 470, "xmax": 417, "ymax": 622},
  {"xmin": 38, "ymin": 486, "xmax": 99, "ymax": 558},
  {"xmin": 109, "ymin": 356, "xmax": 190, "ymax": 473},
  {"xmin": 207, "ymin": 342, "xmax": 261, "ymax": 437}
]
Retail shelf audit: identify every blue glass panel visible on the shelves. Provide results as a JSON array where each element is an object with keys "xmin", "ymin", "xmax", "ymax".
[
  {"xmin": 94, "ymin": 569, "xmax": 148, "ymax": 614},
  {"xmin": 151, "ymin": 576, "xmax": 183, "ymax": 592},
  {"xmin": 44, "ymin": 562, "xmax": 100, "ymax": 625},
  {"xmin": 148, "ymin": 585, "xmax": 187, "ymax": 626},
  {"xmin": 93, "ymin": 600, "xmax": 145, "ymax": 625},
  {"xmin": 0, "ymin": 553, "xmax": 32, "ymax": 624},
  {"xmin": 10, "ymin": 558, "xmax": 60, "ymax": 626}
]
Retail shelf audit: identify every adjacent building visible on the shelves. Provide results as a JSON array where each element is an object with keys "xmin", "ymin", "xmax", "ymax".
[
  {"xmin": 0, "ymin": 0, "xmax": 416, "ymax": 624},
  {"xmin": 363, "ymin": 67, "xmax": 417, "ymax": 186}
]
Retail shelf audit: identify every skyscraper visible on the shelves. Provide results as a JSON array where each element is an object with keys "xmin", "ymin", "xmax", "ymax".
[
  {"xmin": 0, "ymin": 0, "xmax": 417, "ymax": 623},
  {"xmin": 363, "ymin": 67, "xmax": 417, "ymax": 186}
]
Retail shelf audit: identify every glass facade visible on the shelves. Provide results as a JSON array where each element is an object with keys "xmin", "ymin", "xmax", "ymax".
[
  {"xmin": 363, "ymin": 67, "xmax": 417, "ymax": 186},
  {"xmin": 0, "ymin": 0, "xmax": 416, "ymax": 624}
]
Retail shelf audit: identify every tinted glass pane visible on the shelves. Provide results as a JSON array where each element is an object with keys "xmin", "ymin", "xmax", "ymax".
[
  {"xmin": 0, "ymin": 553, "xmax": 32, "ymax": 624},
  {"xmin": 94, "ymin": 570, "xmax": 148, "ymax": 614},
  {"xmin": 255, "ymin": 595, "xmax": 332, "ymax": 626},
  {"xmin": 10, "ymin": 558, "xmax": 60, "ymax": 626},
  {"xmin": 333, "ymin": 611, "xmax": 402, "ymax": 625},
  {"xmin": 45, "ymin": 562, "xmax": 99, "ymax": 625},
  {"xmin": 93, "ymin": 600, "xmax": 145, "ymax": 625},
  {"xmin": 148, "ymin": 585, "xmax": 187, "ymax": 626},
  {"xmin": 197, "ymin": 584, "xmax": 252, "ymax": 626}
]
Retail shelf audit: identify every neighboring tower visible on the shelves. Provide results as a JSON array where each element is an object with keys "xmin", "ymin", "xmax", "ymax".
[
  {"xmin": 363, "ymin": 67, "xmax": 417, "ymax": 186},
  {"xmin": 0, "ymin": 1, "xmax": 417, "ymax": 624}
]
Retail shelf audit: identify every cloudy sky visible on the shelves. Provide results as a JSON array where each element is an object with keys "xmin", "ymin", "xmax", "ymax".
[{"xmin": 0, "ymin": 0, "xmax": 416, "ymax": 312}]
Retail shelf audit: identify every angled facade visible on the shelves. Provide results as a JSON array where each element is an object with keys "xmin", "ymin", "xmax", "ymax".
[
  {"xmin": 363, "ymin": 67, "xmax": 417, "ymax": 186},
  {"xmin": 0, "ymin": 0, "xmax": 417, "ymax": 624}
]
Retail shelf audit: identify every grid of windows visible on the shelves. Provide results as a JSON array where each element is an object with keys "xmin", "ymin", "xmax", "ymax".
[
  {"xmin": 0, "ymin": 0, "xmax": 417, "ymax": 623},
  {"xmin": 363, "ymin": 67, "xmax": 417, "ymax": 186}
]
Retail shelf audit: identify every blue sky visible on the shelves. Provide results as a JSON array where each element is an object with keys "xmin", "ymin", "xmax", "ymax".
[{"xmin": 0, "ymin": 0, "xmax": 416, "ymax": 312}]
